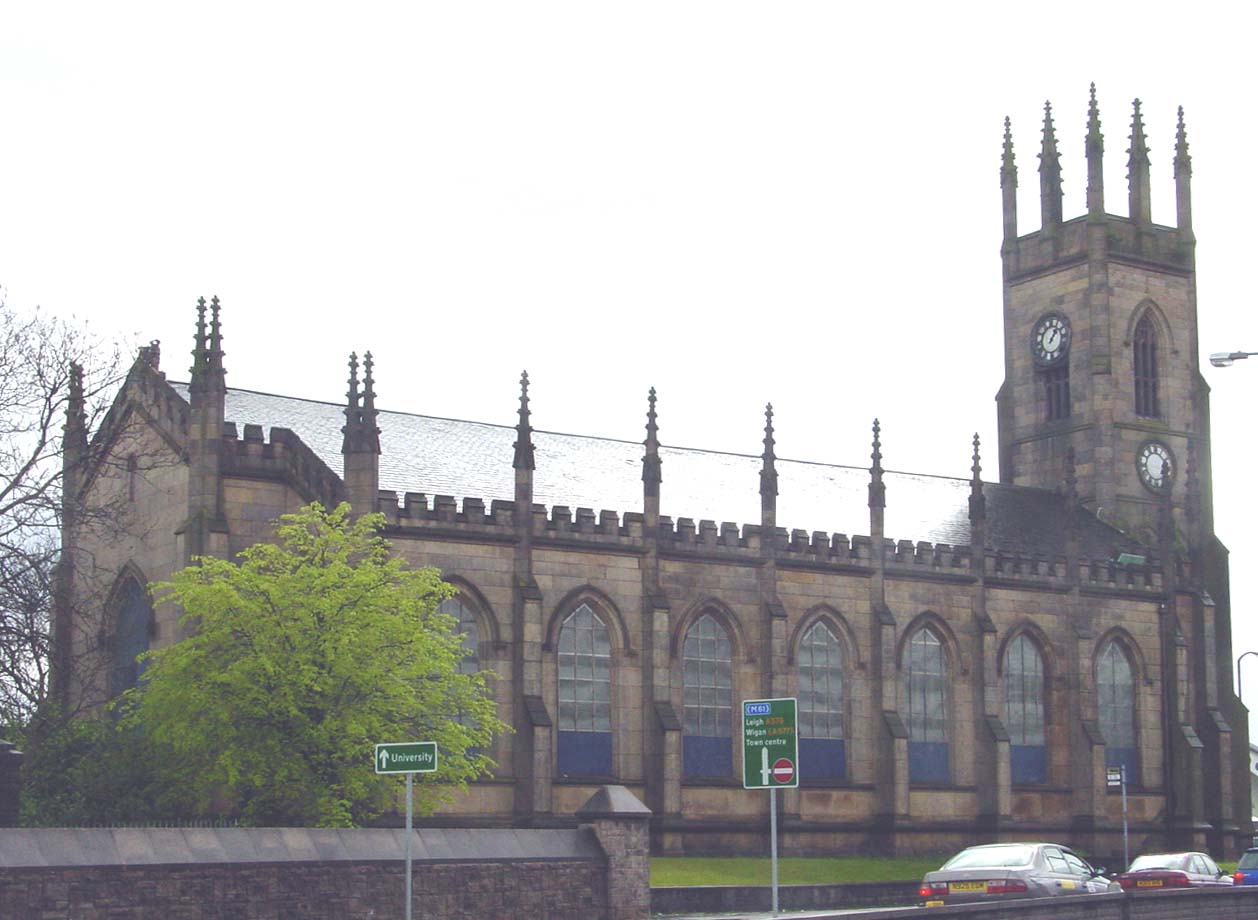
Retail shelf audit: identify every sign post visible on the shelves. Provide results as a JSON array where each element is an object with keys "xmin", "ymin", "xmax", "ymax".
[
  {"xmin": 1107, "ymin": 765, "xmax": 1128, "ymax": 869},
  {"xmin": 742, "ymin": 698, "xmax": 798, "ymax": 916},
  {"xmin": 375, "ymin": 742, "xmax": 438, "ymax": 920}
]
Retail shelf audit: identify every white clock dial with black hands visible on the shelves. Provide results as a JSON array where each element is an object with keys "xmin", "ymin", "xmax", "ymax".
[
  {"xmin": 1031, "ymin": 313, "xmax": 1071, "ymax": 367},
  {"xmin": 1137, "ymin": 441, "xmax": 1174, "ymax": 493}
]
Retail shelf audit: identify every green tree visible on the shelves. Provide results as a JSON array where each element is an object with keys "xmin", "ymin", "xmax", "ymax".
[{"xmin": 124, "ymin": 502, "xmax": 505, "ymax": 827}]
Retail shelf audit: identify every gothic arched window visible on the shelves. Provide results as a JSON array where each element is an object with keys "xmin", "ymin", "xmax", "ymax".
[
  {"xmin": 1098, "ymin": 640, "xmax": 1138, "ymax": 782},
  {"xmin": 1044, "ymin": 365, "xmax": 1071, "ymax": 421},
  {"xmin": 437, "ymin": 596, "xmax": 480, "ymax": 675},
  {"xmin": 682, "ymin": 613, "xmax": 732, "ymax": 779},
  {"xmin": 110, "ymin": 577, "xmax": 151, "ymax": 698},
  {"xmin": 1134, "ymin": 314, "xmax": 1161, "ymax": 419},
  {"xmin": 557, "ymin": 603, "xmax": 613, "ymax": 776},
  {"xmin": 1004, "ymin": 634, "xmax": 1047, "ymax": 784},
  {"xmin": 905, "ymin": 626, "xmax": 949, "ymax": 783},
  {"xmin": 798, "ymin": 622, "xmax": 846, "ymax": 780}
]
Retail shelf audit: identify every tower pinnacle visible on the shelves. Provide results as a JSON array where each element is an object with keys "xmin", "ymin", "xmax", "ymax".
[
  {"xmin": 1086, "ymin": 83, "xmax": 1105, "ymax": 216},
  {"xmin": 513, "ymin": 371, "xmax": 535, "ymax": 472},
  {"xmin": 1127, "ymin": 98, "xmax": 1152, "ymax": 225},
  {"xmin": 1039, "ymin": 101, "xmax": 1063, "ymax": 229},
  {"xmin": 1001, "ymin": 116, "xmax": 1018, "ymax": 241}
]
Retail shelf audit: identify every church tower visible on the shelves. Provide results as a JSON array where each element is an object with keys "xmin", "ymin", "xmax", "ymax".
[{"xmin": 996, "ymin": 87, "xmax": 1209, "ymax": 549}]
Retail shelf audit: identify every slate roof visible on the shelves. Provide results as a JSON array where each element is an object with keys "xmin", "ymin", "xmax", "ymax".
[{"xmin": 170, "ymin": 383, "xmax": 1142, "ymax": 560}]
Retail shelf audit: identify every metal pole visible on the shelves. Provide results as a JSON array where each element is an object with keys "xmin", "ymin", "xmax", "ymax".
[
  {"xmin": 405, "ymin": 772, "xmax": 413, "ymax": 920},
  {"xmin": 770, "ymin": 786, "xmax": 779, "ymax": 915},
  {"xmin": 1121, "ymin": 765, "xmax": 1129, "ymax": 870},
  {"xmin": 1237, "ymin": 650, "xmax": 1258, "ymax": 702}
]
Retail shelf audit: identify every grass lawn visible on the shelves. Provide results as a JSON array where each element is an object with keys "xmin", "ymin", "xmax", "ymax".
[{"xmin": 650, "ymin": 856, "xmax": 945, "ymax": 887}]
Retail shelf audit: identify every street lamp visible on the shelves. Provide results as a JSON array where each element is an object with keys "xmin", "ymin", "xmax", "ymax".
[
  {"xmin": 1210, "ymin": 350, "xmax": 1258, "ymax": 368},
  {"xmin": 1238, "ymin": 650, "xmax": 1258, "ymax": 700}
]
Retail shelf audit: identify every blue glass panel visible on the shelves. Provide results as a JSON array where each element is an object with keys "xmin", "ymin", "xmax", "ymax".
[
  {"xmin": 909, "ymin": 741, "xmax": 949, "ymax": 783},
  {"xmin": 683, "ymin": 734, "xmax": 732, "ymax": 779},
  {"xmin": 800, "ymin": 737, "xmax": 846, "ymax": 780},
  {"xmin": 557, "ymin": 730, "xmax": 613, "ymax": 777},
  {"xmin": 1105, "ymin": 746, "xmax": 1138, "ymax": 783},
  {"xmin": 1011, "ymin": 744, "xmax": 1047, "ymax": 784}
]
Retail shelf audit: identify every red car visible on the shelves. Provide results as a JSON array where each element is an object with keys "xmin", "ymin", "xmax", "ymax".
[{"xmin": 1115, "ymin": 852, "xmax": 1233, "ymax": 890}]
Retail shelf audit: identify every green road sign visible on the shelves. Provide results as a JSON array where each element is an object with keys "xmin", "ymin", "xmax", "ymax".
[
  {"xmin": 374, "ymin": 742, "xmax": 438, "ymax": 774},
  {"xmin": 742, "ymin": 698, "xmax": 798, "ymax": 789}
]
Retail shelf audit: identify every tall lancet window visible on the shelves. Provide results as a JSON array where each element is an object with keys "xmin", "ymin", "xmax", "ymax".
[
  {"xmin": 110, "ymin": 577, "xmax": 151, "ymax": 698},
  {"xmin": 682, "ymin": 613, "xmax": 733, "ymax": 778},
  {"xmin": 1097, "ymin": 640, "xmax": 1138, "ymax": 783},
  {"xmin": 1004, "ymin": 635, "xmax": 1047, "ymax": 784},
  {"xmin": 1134, "ymin": 314, "xmax": 1161, "ymax": 419},
  {"xmin": 1044, "ymin": 365, "xmax": 1071, "ymax": 421},
  {"xmin": 798, "ymin": 622, "xmax": 846, "ymax": 779},
  {"xmin": 557, "ymin": 603, "xmax": 613, "ymax": 777},
  {"xmin": 437, "ymin": 596, "xmax": 481, "ymax": 675},
  {"xmin": 904, "ymin": 626, "xmax": 949, "ymax": 783}
]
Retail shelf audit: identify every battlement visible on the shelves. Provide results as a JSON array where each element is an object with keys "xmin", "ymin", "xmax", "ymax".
[
  {"xmin": 374, "ymin": 490, "xmax": 1166, "ymax": 595},
  {"xmin": 221, "ymin": 423, "xmax": 343, "ymax": 509},
  {"xmin": 1005, "ymin": 214, "xmax": 1191, "ymax": 280}
]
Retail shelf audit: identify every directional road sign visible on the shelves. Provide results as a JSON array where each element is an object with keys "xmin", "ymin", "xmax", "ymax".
[
  {"xmin": 374, "ymin": 742, "xmax": 438, "ymax": 774},
  {"xmin": 742, "ymin": 698, "xmax": 798, "ymax": 789}
]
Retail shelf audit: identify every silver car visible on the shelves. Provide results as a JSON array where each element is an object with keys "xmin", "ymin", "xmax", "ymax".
[{"xmin": 919, "ymin": 842, "xmax": 1116, "ymax": 905}]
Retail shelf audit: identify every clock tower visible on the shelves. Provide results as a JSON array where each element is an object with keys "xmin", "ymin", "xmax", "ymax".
[{"xmin": 995, "ymin": 87, "xmax": 1210, "ymax": 550}]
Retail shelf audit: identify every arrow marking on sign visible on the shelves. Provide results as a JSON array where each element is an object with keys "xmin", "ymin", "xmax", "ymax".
[
  {"xmin": 379, "ymin": 749, "xmax": 389, "ymax": 770},
  {"xmin": 760, "ymin": 746, "xmax": 770, "ymax": 786}
]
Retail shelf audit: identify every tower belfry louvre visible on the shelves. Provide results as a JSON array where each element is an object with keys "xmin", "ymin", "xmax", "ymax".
[{"xmin": 56, "ymin": 88, "xmax": 1247, "ymax": 858}]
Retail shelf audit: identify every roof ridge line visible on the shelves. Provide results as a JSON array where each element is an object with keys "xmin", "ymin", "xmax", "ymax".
[{"xmin": 175, "ymin": 381, "xmax": 1071, "ymax": 492}]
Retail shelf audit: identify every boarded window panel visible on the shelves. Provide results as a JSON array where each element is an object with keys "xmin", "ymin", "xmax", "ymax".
[{"xmin": 557, "ymin": 731, "xmax": 612, "ymax": 776}]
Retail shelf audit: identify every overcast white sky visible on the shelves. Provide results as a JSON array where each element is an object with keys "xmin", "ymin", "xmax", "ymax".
[{"xmin": 3, "ymin": 3, "xmax": 1256, "ymax": 730}]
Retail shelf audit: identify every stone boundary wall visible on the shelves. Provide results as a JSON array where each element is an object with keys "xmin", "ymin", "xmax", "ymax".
[
  {"xmin": 651, "ymin": 879, "xmax": 921, "ymax": 913},
  {"xmin": 656, "ymin": 886, "xmax": 1258, "ymax": 920},
  {"xmin": 0, "ymin": 813, "xmax": 652, "ymax": 920}
]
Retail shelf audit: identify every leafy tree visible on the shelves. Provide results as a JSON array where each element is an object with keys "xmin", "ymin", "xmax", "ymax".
[
  {"xmin": 124, "ymin": 502, "xmax": 505, "ymax": 827},
  {"xmin": 18, "ymin": 706, "xmax": 169, "ymax": 826},
  {"xmin": 0, "ymin": 294, "xmax": 126, "ymax": 735}
]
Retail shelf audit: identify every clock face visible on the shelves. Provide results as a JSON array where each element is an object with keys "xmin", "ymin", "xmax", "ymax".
[
  {"xmin": 1031, "ymin": 313, "xmax": 1072, "ymax": 367},
  {"xmin": 1137, "ymin": 441, "xmax": 1174, "ymax": 493}
]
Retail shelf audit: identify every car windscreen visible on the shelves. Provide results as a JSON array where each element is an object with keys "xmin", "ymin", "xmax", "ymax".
[
  {"xmin": 1128, "ymin": 855, "xmax": 1185, "ymax": 872},
  {"xmin": 942, "ymin": 846, "xmax": 1035, "ymax": 869},
  {"xmin": 1237, "ymin": 852, "xmax": 1258, "ymax": 870}
]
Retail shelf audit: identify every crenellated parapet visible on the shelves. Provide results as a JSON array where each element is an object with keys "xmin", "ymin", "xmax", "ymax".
[
  {"xmin": 373, "ymin": 489, "xmax": 1167, "ymax": 597},
  {"xmin": 221, "ymin": 423, "xmax": 344, "ymax": 509},
  {"xmin": 1004, "ymin": 214, "xmax": 1191, "ymax": 279}
]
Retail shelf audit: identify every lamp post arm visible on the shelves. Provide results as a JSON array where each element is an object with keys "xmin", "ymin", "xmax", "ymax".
[{"xmin": 1237, "ymin": 650, "xmax": 1258, "ymax": 700}]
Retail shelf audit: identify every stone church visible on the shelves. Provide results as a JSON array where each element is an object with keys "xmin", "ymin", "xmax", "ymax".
[{"xmin": 56, "ymin": 91, "xmax": 1250, "ymax": 856}]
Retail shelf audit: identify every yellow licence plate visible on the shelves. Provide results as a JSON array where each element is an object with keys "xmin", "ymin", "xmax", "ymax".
[
  {"xmin": 950, "ymin": 881, "xmax": 986, "ymax": 892},
  {"xmin": 924, "ymin": 900, "xmax": 945, "ymax": 907},
  {"xmin": 1136, "ymin": 880, "xmax": 1163, "ymax": 888}
]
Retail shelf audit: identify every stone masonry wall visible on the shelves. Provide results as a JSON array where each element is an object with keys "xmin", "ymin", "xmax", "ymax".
[{"xmin": 0, "ymin": 859, "xmax": 606, "ymax": 920}]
